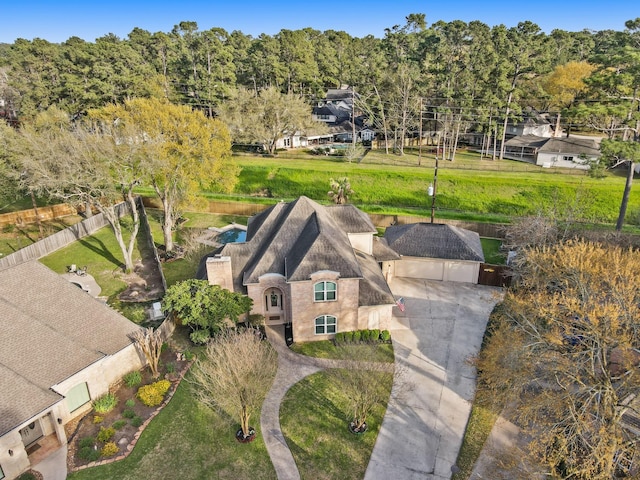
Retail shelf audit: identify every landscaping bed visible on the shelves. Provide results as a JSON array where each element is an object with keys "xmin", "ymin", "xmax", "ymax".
[{"xmin": 66, "ymin": 344, "xmax": 192, "ymax": 470}]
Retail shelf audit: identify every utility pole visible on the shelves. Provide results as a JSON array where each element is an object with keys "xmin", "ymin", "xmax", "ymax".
[
  {"xmin": 351, "ymin": 86, "xmax": 356, "ymax": 147},
  {"xmin": 418, "ymin": 97, "xmax": 423, "ymax": 166}
]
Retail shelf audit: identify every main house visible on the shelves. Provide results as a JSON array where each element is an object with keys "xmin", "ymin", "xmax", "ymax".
[
  {"xmin": 0, "ymin": 261, "xmax": 144, "ymax": 480},
  {"xmin": 200, "ymin": 196, "xmax": 399, "ymax": 343}
]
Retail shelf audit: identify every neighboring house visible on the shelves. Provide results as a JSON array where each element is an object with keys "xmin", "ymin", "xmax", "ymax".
[
  {"xmin": 503, "ymin": 135, "xmax": 601, "ymax": 169},
  {"xmin": 0, "ymin": 261, "xmax": 144, "ymax": 479},
  {"xmin": 536, "ymin": 136, "xmax": 601, "ymax": 169},
  {"xmin": 382, "ymin": 223, "xmax": 485, "ymax": 284},
  {"xmin": 200, "ymin": 196, "xmax": 398, "ymax": 343},
  {"xmin": 505, "ymin": 111, "xmax": 555, "ymax": 138},
  {"xmin": 274, "ymin": 132, "xmax": 308, "ymax": 150}
]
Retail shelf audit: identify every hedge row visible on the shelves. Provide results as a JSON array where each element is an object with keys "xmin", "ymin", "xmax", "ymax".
[{"xmin": 334, "ymin": 329, "xmax": 391, "ymax": 344}]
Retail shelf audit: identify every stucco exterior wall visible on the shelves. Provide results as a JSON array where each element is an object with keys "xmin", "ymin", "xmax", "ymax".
[
  {"xmin": 357, "ymin": 305, "xmax": 393, "ymax": 332},
  {"xmin": 348, "ymin": 233, "xmax": 373, "ymax": 255},
  {"xmin": 52, "ymin": 343, "xmax": 144, "ymax": 423},
  {"xmin": 0, "ymin": 429, "xmax": 30, "ymax": 480}
]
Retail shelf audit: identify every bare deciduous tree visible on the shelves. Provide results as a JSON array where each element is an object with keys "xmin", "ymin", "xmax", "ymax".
[
  {"xmin": 190, "ymin": 328, "xmax": 277, "ymax": 439},
  {"xmin": 132, "ymin": 327, "xmax": 164, "ymax": 379},
  {"xmin": 327, "ymin": 345, "xmax": 396, "ymax": 432}
]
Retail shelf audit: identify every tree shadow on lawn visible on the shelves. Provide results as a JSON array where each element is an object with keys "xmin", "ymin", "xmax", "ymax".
[{"xmin": 76, "ymin": 235, "xmax": 125, "ymax": 270}]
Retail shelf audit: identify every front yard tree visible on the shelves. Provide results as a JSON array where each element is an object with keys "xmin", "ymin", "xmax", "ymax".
[
  {"xmin": 477, "ymin": 241, "xmax": 640, "ymax": 479},
  {"xmin": 327, "ymin": 177, "xmax": 354, "ymax": 204},
  {"xmin": 190, "ymin": 328, "xmax": 277, "ymax": 440},
  {"xmin": 327, "ymin": 345, "xmax": 394, "ymax": 433},
  {"xmin": 219, "ymin": 86, "xmax": 326, "ymax": 155},
  {"xmin": 95, "ymin": 98, "xmax": 238, "ymax": 253},
  {"xmin": 162, "ymin": 279, "xmax": 252, "ymax": 344},
  {"xmin": 131, "ymin": 327, "xmax": 164, "ymax": 378}
]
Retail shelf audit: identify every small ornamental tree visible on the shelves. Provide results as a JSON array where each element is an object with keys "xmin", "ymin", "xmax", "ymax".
[
  {"xmin": 163, "ymin": 279, "xmax": 253, "ymax": 344},
  {"xmin": 131, "ymin": 327, "xmax": 163, "ymax": 378},
  {"xmin": 327, "ymin": 345, "xmax": 394, "ymax": 433},
  {"xmin": 190, "ymin": 328, "xmax": 277, "ymax": 439}
]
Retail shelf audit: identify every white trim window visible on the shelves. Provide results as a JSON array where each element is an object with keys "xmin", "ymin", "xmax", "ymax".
[
  {"xmin": 314, "ymin": 281, "xmax": 337, "ymax": 302},
  {"xmin": 315, "ymin": 315, "xmax": 337, "ymax": 335}
]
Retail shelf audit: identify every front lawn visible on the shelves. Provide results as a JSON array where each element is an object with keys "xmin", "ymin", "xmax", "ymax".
[
  {"xmin": 280, "ymin": 369, "xmax": 393, "ymax": 480},
  {"xmin": 67, "ymin": 370, "xmax": 277, "ymax": 480}
]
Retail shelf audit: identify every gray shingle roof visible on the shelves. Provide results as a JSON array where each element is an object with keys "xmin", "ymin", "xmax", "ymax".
[
  {"xmin": 355, "ymin": 251, "xmax": 395, "ymax": 306},
  {"xmin": 538, "ymin": 137, "xmax": 600, "ymax": 156},
  {"xmin": 504, "ymin": 135, "xmax": 549, "ymax": 149},
  {"xmin": 238, "ymin": 197, "xmax": 362, "ymax": 284},
  {"xmin": 0, "ymin": 261, "xmax": 142, "ymax": 437},
  {"xmin": 384, "ymin": 223, "xmax": 485, "ymax": 262}
]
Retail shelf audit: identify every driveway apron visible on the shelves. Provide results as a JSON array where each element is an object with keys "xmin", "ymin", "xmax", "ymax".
[{"xmin": 364, "ymin": 278, "xmax": 502, "ymax": 480}]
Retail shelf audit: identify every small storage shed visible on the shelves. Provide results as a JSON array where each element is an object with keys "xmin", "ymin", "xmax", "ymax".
[{"xmin": 383, "ymin": 223, "xmax": 485, "ymax": 284}]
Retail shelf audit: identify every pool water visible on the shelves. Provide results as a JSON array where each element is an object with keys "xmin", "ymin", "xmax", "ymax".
[{"xmin": 216, "ymin": 228, "xmax": 247, "ymax": 244}]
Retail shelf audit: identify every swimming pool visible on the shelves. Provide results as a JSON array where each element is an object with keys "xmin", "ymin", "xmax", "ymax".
[{"xmin": 215, "ymin": 227, "xmax": 247, "ymax": 244}]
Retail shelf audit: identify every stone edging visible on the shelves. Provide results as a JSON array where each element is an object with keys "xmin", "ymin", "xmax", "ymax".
[{"xmin": 70, "ymin": 360, "xmax": 193, "ymax": 472}]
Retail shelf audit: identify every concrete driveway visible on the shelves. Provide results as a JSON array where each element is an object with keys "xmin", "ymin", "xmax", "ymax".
[{"xmin": 365, "ymin": 277, "xmax": 502, "ymax": 480}]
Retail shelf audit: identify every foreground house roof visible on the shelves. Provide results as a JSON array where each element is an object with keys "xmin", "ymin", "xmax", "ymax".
[
  {"xmin": 384, "ymin": 223, "xmax": 485, "ymax": 262},
  {"xmin": 0, "ymin": 261, "xmax": 141, "ymax": 437}
]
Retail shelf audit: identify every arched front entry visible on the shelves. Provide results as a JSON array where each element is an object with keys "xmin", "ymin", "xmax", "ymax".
[{"xmin": 263, "ymin": 287, "xmax": 285, "ymax": 325}]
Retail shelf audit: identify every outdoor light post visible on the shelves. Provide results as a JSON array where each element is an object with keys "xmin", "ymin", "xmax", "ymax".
[{"xmin": 428, "ymin": 154, "xmax": 439, "ymax": 223}]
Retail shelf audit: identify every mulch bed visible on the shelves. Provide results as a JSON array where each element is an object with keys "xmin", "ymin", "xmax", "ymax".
[{"xmin": 66, "ymin": 346, "xmax": 190, "ymax": 470}]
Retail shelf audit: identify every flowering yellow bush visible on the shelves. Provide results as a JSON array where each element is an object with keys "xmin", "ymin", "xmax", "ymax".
[
  {"xmin": 136, "ymin": 380, "xmax": 171, "ymax": 407},
  {"xmin": 92, "ymin": 415, "xmax": 104, "ymax": 424},
  {"xmin": 100, "ymin": 442, "xmax": 119, "ymax": 457}
]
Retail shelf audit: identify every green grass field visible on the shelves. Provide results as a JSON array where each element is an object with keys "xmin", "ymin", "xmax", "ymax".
[{"xmin": 225, "ymin": 150, "xmax": 639, "ymax": 229}]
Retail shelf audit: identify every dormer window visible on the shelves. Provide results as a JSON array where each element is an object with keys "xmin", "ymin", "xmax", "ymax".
[{"xmin": 314, "ymin": 281, "xmax": 337, "ymax": 302}]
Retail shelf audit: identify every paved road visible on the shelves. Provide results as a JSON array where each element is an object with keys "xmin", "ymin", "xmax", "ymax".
[{"xmin": 364, "ymin": 278, "xmax": 502, "ymax": 480}]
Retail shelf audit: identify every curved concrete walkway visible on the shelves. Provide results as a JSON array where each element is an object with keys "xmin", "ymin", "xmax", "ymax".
[{"xmin": 260, "ymin": 325, "xmax": 394, "ymax": 480}]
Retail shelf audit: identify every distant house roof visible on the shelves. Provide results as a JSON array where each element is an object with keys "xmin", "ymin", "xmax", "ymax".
[
  {"xmin": 384, "ymin": 223, "xmax": 485, "ymax": 262},
  {"xmin": 210, "ymin": 196, "xmax": 394, "ymax": 306},
  {"xmin": 538, "ymin": 137, "xmax": 600, "ymax": 157},
  {"xmin": 504, "ymin": 135, "xmax": 549, "ymax": 149},
  {"xmin": 0, "ymin": 261, "xmax": 141, "ymax": 437}
]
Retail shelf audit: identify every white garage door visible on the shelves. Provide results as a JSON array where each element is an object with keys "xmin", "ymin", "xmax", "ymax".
[
  {"xmin": 444, "ymin": 262, "xmax": 477, "ymax": 283},
  {"xmin": 395, "ymin": 259, "xmax": 444, "ymax": 280}
]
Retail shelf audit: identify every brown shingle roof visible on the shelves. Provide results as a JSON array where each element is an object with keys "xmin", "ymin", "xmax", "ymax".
[
  {"xmin": 384, "ymin": 223, "xmax": 485, "ymax": 262},
  {"xmin": 0, "ymin": 261, "xmax": 142, "ymax": 436}
]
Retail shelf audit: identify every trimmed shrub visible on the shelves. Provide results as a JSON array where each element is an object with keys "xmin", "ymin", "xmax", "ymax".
[
  {"xmin": 343, "ymin": 331, "xmax": 354, "ymax": 343},
  {"xmin": 122, "ymin": 409, "xmax": 135, "ymax": 419},
  {"xmin": 125, "ymin": 399, "xmax": 135, "ymax": 408},
  {"xmin": 183, "ymin": 350, "xmax": 195, "ymax": 361},
  {"xmin": 123, "ymin": 370, "xmax": 142, "ymax": 388},
  {"xmin": 334, "ymin": 332, "xmax": 345, "ymax": 344},
  {"xmin": 360, "ymin": 330, "xmax": 370, "ymax": 342},
  {"xmin": 78, "ymin": 437, "xmax": 95, "ymax": 449},
  {"xmin": 370, "ymin": 329, "xmax": 381, "ymax": 343},
  {"xmin": 97, "ymin": 426, "xmax": 115, "ymax": 443},
  {"xmin": 131, "ymin": 416, "xmax": 143, "ymax": 428},
  {"xmin": 352, "ymin": 330, "xmax": 362, "ymax": 343},
  {"xmin": 92, "ymin": 415, "xmax": 104, "ymax": 424},
  {"xmin": 190, "ymin": 329, "xmax": 210, "ymax": 345},
  {"xmin": 100, "ymin": 442, "xmax": 119, "ymax": 457},
  {"xmin": 112, "ymin": 420, "xmax": 127, "ymax": 430},
  {"xmin": 381, "ymin": 330, "xmax": 391, "ymax": 342},
  {"xmin": 78, "ymin": 446, "xmax": 101, "ymax": 462},
  {"xmin": 92, "ymin": 393, "xmax": 118, "ymax": 414},
  {"xmin": 137, "ymin": 379, "xmax": 172, "ymax": 407}
]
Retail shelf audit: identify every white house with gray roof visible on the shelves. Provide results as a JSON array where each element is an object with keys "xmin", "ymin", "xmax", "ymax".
[
  {"xmin": 201, "ymin": 196, "xmax": 398, "ymax": 343},
  {"xmin": 383, "ymin": 223, "xmax": 485, "ymax": 284},
  {"xmin": 0, "ymin": 261, "xmax": 144, "ymax": 479}
]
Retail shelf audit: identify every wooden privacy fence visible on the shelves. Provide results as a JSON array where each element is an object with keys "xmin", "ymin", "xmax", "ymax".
[
  {"xmin": 0, "ymin": 202, "xmax": 130, "ymax": 269},
  {"xmin": 0, "ymin": 203, "xmax": 76, "ymax": 228},
  {"xmin": 478, "ymin": 263, "xmax": 513, "ymax": 287}
]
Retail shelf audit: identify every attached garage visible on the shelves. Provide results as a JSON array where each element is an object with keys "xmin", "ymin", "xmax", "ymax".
[{"xmin": 383, "ymin": 223, "xmax": 484, "ymax": 284}]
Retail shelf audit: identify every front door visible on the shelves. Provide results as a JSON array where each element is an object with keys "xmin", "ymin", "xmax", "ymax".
[
  {"xmin": 20, "ymin": 419, "xmax": 43, "ymax": 448},
  {"xmin": 264, "ymin": 288, "xmax": 285, "ymax": 324}
]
